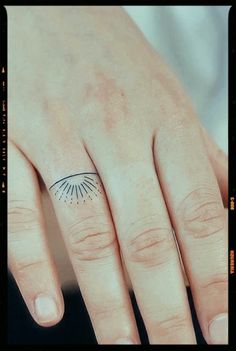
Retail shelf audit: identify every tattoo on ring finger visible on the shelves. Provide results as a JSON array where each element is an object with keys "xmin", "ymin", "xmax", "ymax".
[{"xmin": 49, "ymin": 172, "xmax": 102, "ymax": 204}]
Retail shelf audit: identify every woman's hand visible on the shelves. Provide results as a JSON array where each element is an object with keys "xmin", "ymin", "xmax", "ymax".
[{"xmin": 8, "ymin": 6, "xmax": 228, "ymax": 344}]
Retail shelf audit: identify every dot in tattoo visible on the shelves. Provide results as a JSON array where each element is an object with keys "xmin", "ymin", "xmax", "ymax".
[{"xmin": 49, "ymin": 172, "xmax": 102, "ymax": 204}]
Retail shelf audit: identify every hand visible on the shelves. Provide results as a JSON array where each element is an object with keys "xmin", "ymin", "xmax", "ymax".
[{"xmin": 8, "ymin": 6, "xmax": 228, "ymax": 344}]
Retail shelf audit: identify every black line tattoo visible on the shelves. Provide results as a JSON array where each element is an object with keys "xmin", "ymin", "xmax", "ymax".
[
  {"xmin": 59, "ymin": 180, "xmax": 66, "ymax": 189},
  {"xmin": 81, "ymin": 183, "xmax": 88, "ymax": 194},
  {"xmin": 59, "ymin": 183, "xmax": 69, "ymax": 200},
  {"xmin": 84, "ymin": 179, "xmax": 98, "ymax": 189},
  {"xmin": 84, "ymin": 176, "xmax": 95, "ymax": 182},
  {"xmin": 49, "ymin": 172, "xmax": 97, "ymax": 190},
  {"xmin": 66, "ymin": 185, "xmax": 72, "ymax": 194},
  {"xmin": 83, "ymin": 182, "xmax": 98, "ymax": 197},
  {"xmin": 83, "ymin": 182, "xmax": 92, "ymax": 192},
  {"xmin": 62, "ymin": 183, "xmax": 69, "ymax": 192},
  {"xmin": 78, "ymin": 184, "xmax": 83, "ymax": 198},
  {"xmin": 49, "ymin": 172, "xmax": 102, "ymax": 204}
]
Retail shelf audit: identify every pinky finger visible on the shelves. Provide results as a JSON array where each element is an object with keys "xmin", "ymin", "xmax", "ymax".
[{"xmin": 8, "ymin": 140, "xmax": 64, "ymax": 327}]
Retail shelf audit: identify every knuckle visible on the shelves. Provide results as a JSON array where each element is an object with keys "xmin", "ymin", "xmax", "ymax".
[
  {"xmin": 155, "ymin": 313, "xmax": 189, "ymax": 337},
  {"xmin": 169, "ymin": 116, "xmax": 188, "ymax": 132},
  {"xmin": 178, "ymin": 187, "xmax": 225, "ymax": 238},
  {"xmin": 91, "ymin": 301, "xmax": 127, "ymax": 321},
  {"xmin": 14, "ymin": 259, "xmax": 46, "ymax": 279},
  {"xmin": 201, "ymin": 273, "xmax": 228, "ymax": 292},
  {"xmin": 125, "ymin": 219, "xmax": 175, "ymax": 267},
  {"xmin": 67, "ymin": 215, "xmax": 116, "ymax": 262},
  {"xmin": 8, "ymin": 201, "xmax": 39, "ymax": 234},
  {"xmin": 164, "ymin": 113, "xmax": 193, "ymax": 135}
]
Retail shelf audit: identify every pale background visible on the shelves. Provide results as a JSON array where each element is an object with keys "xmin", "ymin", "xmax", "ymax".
[{"xmin": 124, "ymin": 6, "xmax": 229, "ymax": 154}]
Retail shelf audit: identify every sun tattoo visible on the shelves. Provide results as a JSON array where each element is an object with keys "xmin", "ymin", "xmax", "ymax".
[{"xmin": 49, "ymin": 172, "xmax": 102, "ymax": 204}]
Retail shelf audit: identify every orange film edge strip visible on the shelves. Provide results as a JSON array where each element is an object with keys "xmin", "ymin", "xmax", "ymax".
[{"xmin": 230, "ymin": 250, "xmax": 235, "ymax": 274}]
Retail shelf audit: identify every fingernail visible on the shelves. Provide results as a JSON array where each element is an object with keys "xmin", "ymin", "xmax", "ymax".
[
  {"xmin": 35, "ymin": 295, "xmax": 58, "ymax": 323},
  {"xmin": 209, "ymin": 313, "xmax": 228, "ymax": 344},
  {"xmin": 115, "ymin": 338, "xmax": 135, "ymax": 344}
]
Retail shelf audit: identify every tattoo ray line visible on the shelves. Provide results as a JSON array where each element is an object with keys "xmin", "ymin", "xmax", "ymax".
[
  {"xmin": 83, "ymin": 182, "xmax": 93, "ymax": 192},
  {"xmin": 78, "ymin": 184, "xmax": 83, "ymax": 198},
  {"xmin": 84, "ymin": 179, "xmax": 98, "ymax": 190},
  {"xmin": 66, "ymin": 185, "xmax": 71, "ymax": 194},
  {"xmin": 82, "ymin": 182, "xmax": 98, "ymax": 197},
  {"xmin": 84, "ymin": 176, "xmax": 95, "ymax": 182},
  {"xmin": 59, "ymin": 183, "xmax": 69, "ymax": 200},
  {"xmin": 81, "ymin": 183, "xmax": 88, "ymax": 194},
  {"xmin": 59, "ymin": 180, "xmax": 66, "ymax": 189},
  {"xmin": 55, "ymin": 180, "xmax": 67, "ymax": 196}
]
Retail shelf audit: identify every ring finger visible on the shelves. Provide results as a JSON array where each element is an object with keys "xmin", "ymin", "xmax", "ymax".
[{"xmin": 34, "ymin": 140, "xmax": 139, "ymax": 345}]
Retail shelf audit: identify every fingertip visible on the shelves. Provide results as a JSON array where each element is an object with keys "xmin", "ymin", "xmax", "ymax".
[
  {"xmin": 33, "ymin": 294, "xmax": 64, "ymax": 327},
  {"xmin": 208, "ymin": 313, "xmax": 228, "ymax": 345}
]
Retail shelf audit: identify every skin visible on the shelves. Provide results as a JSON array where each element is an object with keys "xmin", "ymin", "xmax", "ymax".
[{"xmin": 7, "ymin": 6, "xmax": 228, "ymax": 344}]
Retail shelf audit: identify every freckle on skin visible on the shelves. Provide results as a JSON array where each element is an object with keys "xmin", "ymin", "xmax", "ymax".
[{"xmin": 84, "ymin": 70, "xmax": 129, "ymax": 131}]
